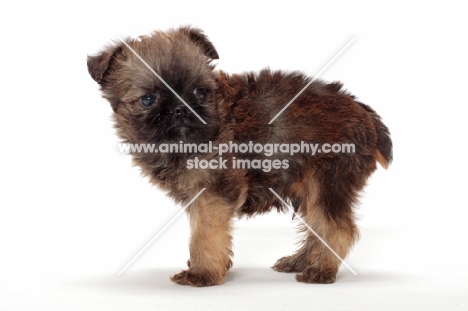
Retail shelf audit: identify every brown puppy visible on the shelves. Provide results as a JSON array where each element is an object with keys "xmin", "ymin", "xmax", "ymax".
[{"xmin": 88, "ymin": 27, "xmax": 392, "ymax": 286}]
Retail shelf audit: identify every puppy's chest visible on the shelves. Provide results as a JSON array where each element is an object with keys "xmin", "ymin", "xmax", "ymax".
[{"xmin": 148, "ymin": 157, "xmax": 213, "ymax": 190}]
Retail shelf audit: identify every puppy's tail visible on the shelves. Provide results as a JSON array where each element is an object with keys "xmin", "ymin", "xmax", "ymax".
[{"xmin": 357, "ymin": 102, "xmax": 393, "ymax": 169}]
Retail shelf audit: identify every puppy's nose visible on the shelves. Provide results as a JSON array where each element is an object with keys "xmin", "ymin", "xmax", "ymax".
[
  {"xmin": 172, "ymin": 105, "xmax": 189, "ymax": 118},
  {"xmin": 174, "ymin": 106, "xmax": 183, "ymax": 115}
]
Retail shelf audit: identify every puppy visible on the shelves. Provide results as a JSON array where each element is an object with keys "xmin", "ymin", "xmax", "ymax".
[{"xmin": 87, "ymin": 27, "xmax": 392, "ymax": 286}]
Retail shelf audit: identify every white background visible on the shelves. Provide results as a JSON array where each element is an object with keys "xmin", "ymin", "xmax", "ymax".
[{"xmin": 1, "ymin": 1, "xmax": 467, "ymax": 310}]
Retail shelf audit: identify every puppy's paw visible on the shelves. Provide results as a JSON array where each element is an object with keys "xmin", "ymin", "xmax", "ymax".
[
  {"xmin": 295, "ymin": 267, "xmax": 337, "ymax": 284},
  {"xmin": 171, "ymin": 269, "xmax": 223, "ymax": 287},
  {"xmin": 272, "ymin": 255, "xmax": 305, "ymax": 273}
]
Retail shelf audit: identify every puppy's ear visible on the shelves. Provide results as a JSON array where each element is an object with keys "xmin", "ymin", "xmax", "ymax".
[
  {"xmin": 180, "ymin": 27, "xmax": 219, "ymax": 60},
  {"xmin": 87, "ymin": 44, "xmax": 122, "ymax": 84}
]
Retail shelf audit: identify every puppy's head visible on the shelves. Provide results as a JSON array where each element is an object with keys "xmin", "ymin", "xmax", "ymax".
[{"xmin": 88, "ymin": 27, "xmax": 219, "ymax": 144}]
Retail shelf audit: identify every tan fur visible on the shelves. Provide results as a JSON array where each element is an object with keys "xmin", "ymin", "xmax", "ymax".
[
  {"xmin": 171, "ymin": 190, "xmax": 246, "ymax": 286},
  {"xmin": 375, "ymin": 150, "xmax": 389, "ymax": 169},
  {"xmin": 297, "ymin": 205, "xmax": 357, "ymax": 283}
]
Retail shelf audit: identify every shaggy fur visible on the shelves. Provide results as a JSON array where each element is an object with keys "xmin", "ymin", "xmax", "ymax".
[{"xmin": 88, "ymin": 26, "xmax": 392, "ymax": 286}]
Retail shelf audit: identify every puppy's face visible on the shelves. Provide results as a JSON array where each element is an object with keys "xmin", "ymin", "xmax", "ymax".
[{"xmin": 88, "ymin": 27, "xmax": 220, "ymax": 144}]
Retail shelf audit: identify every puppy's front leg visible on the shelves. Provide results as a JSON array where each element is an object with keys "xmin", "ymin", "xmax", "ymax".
[{"xmin": 171, "ymin": 194, "xmax": 234, "ymax": 287}]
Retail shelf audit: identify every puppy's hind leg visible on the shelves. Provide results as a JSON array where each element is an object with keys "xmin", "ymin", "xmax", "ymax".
[
  {"xmin": 294, "ymin": 202, "xmax": 358, "ymax": 284},
  {"xmin": 272, "ymin": 177, "xmax": 318, "ymax": 274},
  {"xmin": 294, "ymin": 159, "xmax": 367, "ymax": 284},
  {"xmin": 171, "ymin": 193, "xmax": 234, "ymax": 287}
]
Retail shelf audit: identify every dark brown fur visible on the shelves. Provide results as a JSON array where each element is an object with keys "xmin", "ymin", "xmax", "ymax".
[{"xmin": 88, "ymin": 26, "xmax": 392, "ymax": 286}]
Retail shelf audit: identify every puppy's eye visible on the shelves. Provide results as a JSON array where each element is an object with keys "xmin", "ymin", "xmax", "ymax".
[
  {"xmin": 193, "ymin": 88, "xmax": 206, "ymax": 100},
  {"xmin": 140, "ymin": 93, "xmax": 156, "ymax": 108}
]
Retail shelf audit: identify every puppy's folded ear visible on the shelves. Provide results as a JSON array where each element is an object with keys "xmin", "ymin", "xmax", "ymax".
[
  {"xmin": 87, "ymin": 44, "xmax": 122, "ymax": 84},
  {"xmin": 180, "ymin": 27, "xmax": 219, "ymax": 60}
]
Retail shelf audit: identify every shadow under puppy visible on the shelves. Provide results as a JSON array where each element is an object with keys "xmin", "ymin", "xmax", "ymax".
[{"xmin": 87, "ymin": 27, "xmax": 392, "ymax": 286}]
